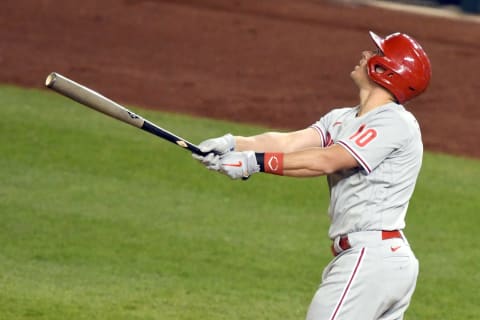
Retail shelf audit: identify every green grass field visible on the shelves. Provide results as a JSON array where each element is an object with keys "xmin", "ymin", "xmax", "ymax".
[{"xmin": 1, "ymin": 85, "xmax": 479, "ymax": 319}]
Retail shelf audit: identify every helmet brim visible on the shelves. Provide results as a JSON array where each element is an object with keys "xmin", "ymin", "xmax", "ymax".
[{"xmin": 369, "ymin": 31, "xmax": 384, "ymax": 53}]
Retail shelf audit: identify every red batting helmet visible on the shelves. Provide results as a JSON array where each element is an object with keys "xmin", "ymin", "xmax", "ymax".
[{"xmin": 367, "ymin": 31, "xmax": 432, "ymax": 104}]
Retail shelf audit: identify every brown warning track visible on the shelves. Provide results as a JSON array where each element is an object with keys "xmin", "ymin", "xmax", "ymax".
[{"xmin": 1, "ymin": 0, "xmax": 479, "ymax": 158}]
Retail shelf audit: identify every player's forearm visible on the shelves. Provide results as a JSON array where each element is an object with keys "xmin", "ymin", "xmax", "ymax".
[
  {"xmin": 211, "ymin": 144, "xmax": 357, "ymax": 180},
  {"xmin": 234, "ymin": 132, "xmax": 291, "ymax": 152},
  {"xmin": 234, "ymin": 128, "xmax": 321, "ymax": 153},
  {"xmin": 255, "ymin": 148, "xmax": 337, "ymax": 177},
  {"xmin": 284, "ymin": 149, "xmax": 338, "ymax": 176},
  {"xmin": 256, "ymin": 145, "xmax": 358, "ymax": 177}
]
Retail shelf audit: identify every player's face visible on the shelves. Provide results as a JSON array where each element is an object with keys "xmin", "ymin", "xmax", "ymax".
[
  {"xmin": 350, "ymin": 50, "xmax": 374, "ymax": 81},
  {"xmin": 350, "ymin": 49, "xmax": 381, "ymax": 88}
]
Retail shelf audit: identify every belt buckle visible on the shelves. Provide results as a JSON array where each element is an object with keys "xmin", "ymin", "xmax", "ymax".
[{"xmin": 331, "ymin": 235, "xmax": 351, "ymax": 256}]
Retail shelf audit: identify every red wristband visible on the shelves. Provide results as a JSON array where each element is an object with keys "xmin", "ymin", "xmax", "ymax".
[{"xmin": 264, "ymin": 152, "xmax": 284, "ymax": 175}]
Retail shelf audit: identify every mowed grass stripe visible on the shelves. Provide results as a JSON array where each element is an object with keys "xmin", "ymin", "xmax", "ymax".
[{"xmin": 0, "ymin": 85, "xmax": 479, "ymax": 319}]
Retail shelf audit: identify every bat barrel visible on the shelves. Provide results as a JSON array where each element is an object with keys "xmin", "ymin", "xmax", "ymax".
[
  {"xmin": 45, "ymin": 72, "xmax": 144, "ymax": 128},
  {"xmin": 45, "ymin": 72, "xmax": 209, "ymax": 156}
]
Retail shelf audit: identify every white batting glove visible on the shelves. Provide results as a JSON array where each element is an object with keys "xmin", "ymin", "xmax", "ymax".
[
  {"xmin": 198, "ymin": 133, "xmax": 235, "ymax": 154},
  {"xmin": 219, "ymin": 151, "xmax": 260, "ymax": 179},
  {"xmin": 192, "ymin": 153, "xmax": 222, "ymax": 171}
]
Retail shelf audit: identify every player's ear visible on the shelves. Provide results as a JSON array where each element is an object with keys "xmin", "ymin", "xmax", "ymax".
[{"xmin": 375, "ymin": 65, "xmax": 386, "ymax": 73}]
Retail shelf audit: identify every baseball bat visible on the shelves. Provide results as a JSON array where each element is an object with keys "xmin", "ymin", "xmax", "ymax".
[{"xmin": 45, "ymin": 72, "xmax": 209, "ymax": 156}]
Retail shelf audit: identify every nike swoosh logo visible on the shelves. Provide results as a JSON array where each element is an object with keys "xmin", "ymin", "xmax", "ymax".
[
  {"xmin": 390, "ymin": 246, "xmax": 401, "ymax": 252},
  {"xmin": 223, "ymin": 161, "xmax": 243, "ymax": 167}
]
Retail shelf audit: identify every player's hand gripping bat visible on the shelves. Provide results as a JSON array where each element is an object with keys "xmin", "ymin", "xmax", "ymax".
[{"xmin": 45, "ymin": 72, "xmax": 210, "ymax": 156}]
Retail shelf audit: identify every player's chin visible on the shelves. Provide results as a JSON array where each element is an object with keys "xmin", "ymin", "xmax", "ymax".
[
  {"xmin": 350, "ymin": 68, "xmax": 359, "ymax": 80},
  {"xmin": 350, "ymin": 65, "xmax": 367, "ymax": 80}
]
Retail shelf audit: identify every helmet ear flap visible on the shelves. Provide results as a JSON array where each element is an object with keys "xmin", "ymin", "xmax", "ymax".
[
  {"xmin": 367, "ymin": 55, "xmax": 402, "ymax": 102},
  {"xmin": 368, "ymin": 55, "xmax": 392, "ymax": 74}
]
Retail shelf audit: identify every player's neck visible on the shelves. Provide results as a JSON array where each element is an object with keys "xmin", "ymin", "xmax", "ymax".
[{"xmin": 357, "ymin": 88, "xmax": 395, "ymax": 117}]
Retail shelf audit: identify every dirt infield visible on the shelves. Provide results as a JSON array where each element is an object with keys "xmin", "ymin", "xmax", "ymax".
[{"xmin": 2, "ymin": 0, "xmax": 479, "ymax": 158}]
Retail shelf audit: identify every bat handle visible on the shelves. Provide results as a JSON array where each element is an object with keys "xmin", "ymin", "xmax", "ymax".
[
  {"xmin": 191, "ymin": 147, "xmax": 222, "ymax": 157},
  {"xmin": 189, "ymin": 145, "xmax": 218, "ymax": 157}
]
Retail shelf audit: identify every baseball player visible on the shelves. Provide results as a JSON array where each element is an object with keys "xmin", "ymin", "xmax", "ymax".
[{"xmin": 193, "ymin": 31, "xmax": 431, "ymax": 320}]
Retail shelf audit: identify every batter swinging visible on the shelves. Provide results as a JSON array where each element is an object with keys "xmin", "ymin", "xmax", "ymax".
[{"xmin": 193, "ymin": 31, "xmax": 431, "ymax": 320}]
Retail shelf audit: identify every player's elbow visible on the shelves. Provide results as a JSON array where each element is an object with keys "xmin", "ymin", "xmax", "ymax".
[
  {"xmin": 298, "ymin": 157, "xmax": 338, "ymax": 176},
  {"xmin": 322, "ymin": 163, "xmax": 339, "ymax": 175},
  {"xmin": 316, "ymin": 148, "xmax": 356, "ymax": 175},
  {"xmin": 313, "ymin": 160, "xmax": 339, "ymax": 175}
]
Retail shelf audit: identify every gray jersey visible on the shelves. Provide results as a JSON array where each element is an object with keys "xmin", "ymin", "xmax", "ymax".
[{"xmin": 311, "ymin": 103, "xmax": 423, "ymax": 239}]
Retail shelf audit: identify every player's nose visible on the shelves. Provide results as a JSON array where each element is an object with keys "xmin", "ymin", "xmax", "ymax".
[{"xmin": 362, "ymin": 51, "xmax": 374, "ymax": 59}]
